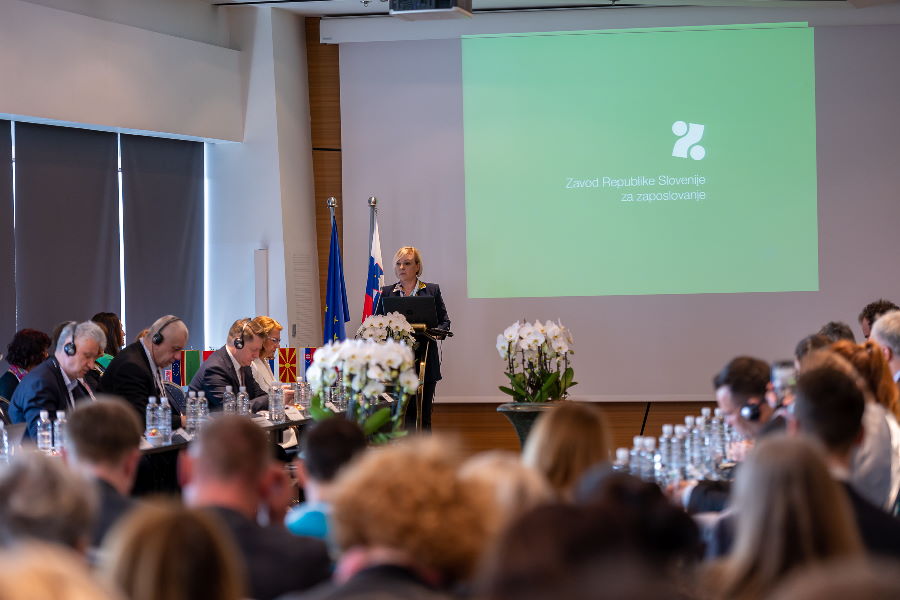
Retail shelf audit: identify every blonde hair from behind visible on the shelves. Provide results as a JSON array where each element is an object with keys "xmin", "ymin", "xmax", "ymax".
[
  {"xmin": 521, "ymin": 402, "xmax": 611, "ymax": 500},
  {"xmin": 227, "ymin": 318, "xmax": 265, "ymax": 346},
  {"xmin": 329, "ymin": 435, "xmax": 493, "ymax": 584},
  {"xmin": 100, "ymin": 501, "xmax": 244, "ymax": 600},
  {"xmin": 829, "ymin": 339, "xmax": 900, "ymax": 420},
  {"xmin": 0, "ymin": 542, "xmax": 120, "ymax": 600},
  {"xmin": 251, "ymin": 315, "xmax": 283, "ymax": 337},
  {"xmin": 710, "ymin": 435, "xmax": 863, "ymax": 600}
]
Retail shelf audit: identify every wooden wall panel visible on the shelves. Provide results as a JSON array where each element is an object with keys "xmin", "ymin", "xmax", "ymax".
[
  {"xmin": 312, "ymin": 149, "xmax": 342, "ymax": 313},
  {"xmin": 432, "ymin": 401, "xmax": 716, "ymax": 456}
]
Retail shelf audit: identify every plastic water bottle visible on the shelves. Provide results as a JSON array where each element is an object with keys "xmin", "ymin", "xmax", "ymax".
[
  {"xmin": 641, "ymin": 436, "xmax": 657, "ymax": 482},
  {"xmin": 145, "ymin": 397, "xmax": 159, "ymax": 441},
  {"xmin": 629, "ymin": 436, "xmax": 644, "ymax": 480},
  {"xmin": 36, "ymin": 410, "xmax": 53, "ymax": 454},
  {"xmin": 197, "ymin": 392, "xmax": 209, "ymax": 428},
  {"xmin": 690, "ymin": 415, "xmax": 707, "ymax": 479},
  {"xmin": 672, "ymin": 425, "xmax": 688, "ymax": 483},
  {"xmin": 159, "ymin": 398, "xmax": 172, "ymax": 443},
  {"xmin": 0, "ymin": 422, "xmax": 9, "ymax": 464},
  {"xmin": 52, "ymin": 410, "xmax": 67, "ymax": 455},
  {"xmin": 269, "ymin": 387, "xmax": 284, "ymax": 423},
  {"xmin": 222, "ymin": 385, "xmax": 236, "ymax": 414},
  {"xmin": 656, "ymin": 424, "xmax": 674, "ymax": 485},
  {"xmin": 237, "ymin": 386, "xmax": 249, "ymax": 416},
  {"xmin": 709, "ymin": 408, "xmax": 726, "ymax": 469},
  {"xmin": 186, "ymin": 391, "xmax": 198, "ymax": 434},
  {"xmin": 613, "ymin": 447, "xmax": 630, "ymax": 474}
]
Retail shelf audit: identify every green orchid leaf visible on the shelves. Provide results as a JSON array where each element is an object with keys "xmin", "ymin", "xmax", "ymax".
[{"xmin": 363, "ymin": 407, "xmax": 392, "ymax": 436}]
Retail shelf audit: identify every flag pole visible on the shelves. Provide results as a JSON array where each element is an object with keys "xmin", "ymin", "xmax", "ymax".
[
  {"xmin": 367, "ymin": 196, "xmax": 377, "ymax": 278},
  {"xmin": 327, "ymin": 196, "xmax": 337, "ymax": 223}
]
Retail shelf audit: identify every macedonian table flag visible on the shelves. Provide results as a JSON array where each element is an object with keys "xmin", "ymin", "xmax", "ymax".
[{"xmin": 278, "ymin": 347, "xmax": 298, "ymax": 383}]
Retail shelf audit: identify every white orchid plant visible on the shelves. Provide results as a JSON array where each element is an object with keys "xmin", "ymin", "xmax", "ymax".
[
  {"xmin": 496, "ymin": 320, "xmax": 576, "ymax": 403},
  {"xmin": 356, "ymin": 312, "xmax": 418, "ymax": 349},
  {"xmin": 307, "ymin": 338, "xmax": 419, "ymax": 440}
]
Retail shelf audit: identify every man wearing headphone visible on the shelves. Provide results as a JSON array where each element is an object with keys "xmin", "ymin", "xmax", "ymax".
[
  {"xmin": 188, "ymin": 318, "xmax": 269, "ymax": 411},
  {"xmin": 99, "ymin": 314, "xmax": 189, "ymax": 430},
  {"xmin": 9, "ymin": 321, "xmax": 106, "ymax": 439}
]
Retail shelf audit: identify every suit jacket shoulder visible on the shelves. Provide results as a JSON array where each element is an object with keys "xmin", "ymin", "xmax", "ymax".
[
  {"xmin": 99, "ymin": 341, "xmax": 161, "ymax": 424},
  {"xmin": 9, "ymin": 358, "xmax": 69, "ymax": 439}
]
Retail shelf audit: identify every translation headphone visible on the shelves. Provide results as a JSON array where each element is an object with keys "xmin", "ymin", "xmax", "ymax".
[
  {"xmin": 740, "ymin": 399, "xmax": 762, "ymax": 422},
  {"xmin": 233, "ymin": 319, "xmax": 250, "ymax": 350},
  {"xmin": 152, "ymin": 317, "xmax": 183, "ymax": 346},
  {"xmin": 63, "ymin": 321, "xmax": 78, "ymax": 357}
]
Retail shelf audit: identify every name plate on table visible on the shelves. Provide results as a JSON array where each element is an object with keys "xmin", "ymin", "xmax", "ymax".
[{"xmin": 381, "ymin": 393, "xmax": 395, "ymax": 404}]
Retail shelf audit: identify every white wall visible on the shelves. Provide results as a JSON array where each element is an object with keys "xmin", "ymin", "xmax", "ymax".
[
  {"xmin": 205, "ymin": 7, "xmax": 321, "ymax": 349},
  {"xmin": 0, "ymin": 0, "xmax": 242, "ymax": 141},
  {"xmin": 337, "ymin": 16, "xmax": 900, "ymax": 403}
]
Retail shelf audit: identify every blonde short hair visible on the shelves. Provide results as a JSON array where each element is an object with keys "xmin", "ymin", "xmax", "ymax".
[
  {"xmin": 393, "ymin": 246, "xmax": 423, "ymax": 278},
  {"xmin": 522, "ymin": 402, "xmax": 611, "ymax": 500},
  {"xmin": 0, "ymin": 542, "xmax": 118, "ymax": 600},
  {"xmin": 251, "ymin": 316, "xmax": 283, "ymax": 337},
  {"xmin": 227, "ymin": 318, "xmax": 265, "ymax": 347},
  {"xmin": 330, "ymin": 436, "xmax": 493, "ymax": 582}
]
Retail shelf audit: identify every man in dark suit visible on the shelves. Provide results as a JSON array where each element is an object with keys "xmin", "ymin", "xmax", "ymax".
[
  {"xmin": 376, "ymin": 246, "xmax": 451, "ymax": 430},
  {"xmin": 99, "ymin": 315, "xmax": 187, "ymax": 429},
  {"xmin": 63, "ymin": 398, "xmax": 142, "ymax": 548},
  {"xmin": 181, "ymin": 415, "xmax": 331, "ymax": 600},
  {"xmin": 188, "ymin": 318, "xmax": 269, "ymax": 411},
  {"xmin": 9, "ymin": 321, "xmax": 105, "ymax": 439}
]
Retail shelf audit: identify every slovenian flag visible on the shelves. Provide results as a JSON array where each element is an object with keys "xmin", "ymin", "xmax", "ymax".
[{"xmin": 361, "ymin": 220, "xmax": 384, "ymax": 322}]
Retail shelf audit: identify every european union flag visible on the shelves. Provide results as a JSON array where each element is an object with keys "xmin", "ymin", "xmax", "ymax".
[{"xmin": 323, "ymin": 215, "xmax": 350, "ymax": 344}]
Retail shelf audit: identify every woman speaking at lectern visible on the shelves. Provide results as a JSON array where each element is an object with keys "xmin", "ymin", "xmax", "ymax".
[{"xmin": 376, "ymin": 246, "xmax": 450, "ymax": 431}]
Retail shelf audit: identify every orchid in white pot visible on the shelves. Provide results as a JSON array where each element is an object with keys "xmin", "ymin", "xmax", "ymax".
[
  {"xmin": 307, "ymin": 338, "xmax": 419, "ymax": 441},
  {"xmin": 496, "ymin": 320, "xmax": 576, "ymax": 403}
]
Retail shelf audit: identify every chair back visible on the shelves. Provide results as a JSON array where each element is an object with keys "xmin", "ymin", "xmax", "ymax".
[
  {"xmin": 164, "ymin": 382, "xmax": 187, "ymax": 414},
  {"xmin": 0, "ymin": 396, "xmax": 9, "ymax": 425}
]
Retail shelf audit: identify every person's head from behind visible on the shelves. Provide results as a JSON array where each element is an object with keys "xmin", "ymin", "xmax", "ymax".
[
  {"xmin": 55, "ymin": 321, "xmax": 106, "ymax": 380},
  {"xmin": 828, "ymin": 340, "xmax": 898, "ymax": 419},
  {"xmin": 64, "ymin": 398, "xmax": 143, "ymax": 495},
  {"xmin": 251, "ymin": 315, "xmax": 283, "ymax": 361},
  {"xmin": 5, "ymin": 328, "xmax": 51, "ymax": 372},
  {"xmin": 300, "ymin": 416, "xmax": 367, "ymax": 493},
  {"xmin": 460, "ymin": 451, "xmax": 555, "ymax": 536},
  {"xmin": 227, "ymin": 318, "xmax": 264, "ymax": 367},
  {"xmin": 0, "ymin": 542, "xmax": 118, "ymax": 600},
  {"xmin": 144, "ymin": 315, "xmax": 188, "ymax": 368},
  {"xmin": 792, "ymin": 351, "xmax": 868, "ymax": 458},
  {"xmin": 870, "ymin": 309, "xmax": 900, "ymax": 375},
  {"xmin": 858, "ymin": 298, "xmax": 898, "ymax": 339},
  {"xmin": 817, "ymin": 321, "xmax": 856, "ymax": 344},
  {"xmin": 719, "ymin": 436, "xmax": 862, "ymax": 600},
  {"xmin": 91, "ymin": 312, "xmax": 124, "ymax": 357},
  {"xmin": 329, "ymin": 435, "xmax": 492, "ymax": 587},
  {"xmin": 181, "ymin": 415, "xmax": 270, "ymax": 513},
  {"xmin": 0, "ymin": 450, "xmax": 95, "ymax": 553},
  {"xmin": 521, "ymin": 402, "xmax": 611, "ymax": 500},
  {"xmin": 768, "ymin": 558, "xmax": 900, "ymax": 600},
  {"xmin": 713, "ymin": 356, "xmax": 771, "ymax": 437},
  {"xmin": 574, "ymin": 467, "xmax": 702, "ymax": 569},
  {"xmin": 100, "ymin": 501, "xmax": 244, "ymax": 600},
  {"xmin": 794, "ymin": 334, "xmax": 831, "ymax": 367}
]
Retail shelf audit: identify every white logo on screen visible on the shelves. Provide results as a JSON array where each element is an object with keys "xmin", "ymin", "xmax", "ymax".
[{"xmin": 672, "ymin": 121, "xmax": 706, "ymax": 160}]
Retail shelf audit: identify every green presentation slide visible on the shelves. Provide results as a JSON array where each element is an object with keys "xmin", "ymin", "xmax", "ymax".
[{"xmin": 462, "ymin": 23, "xmax": 818, "ymax": 298}]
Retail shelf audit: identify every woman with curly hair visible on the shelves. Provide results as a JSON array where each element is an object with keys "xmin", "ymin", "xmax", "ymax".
[{"xmin": 0, "ymin": 329, "xmax": 51, "ymax": 404}]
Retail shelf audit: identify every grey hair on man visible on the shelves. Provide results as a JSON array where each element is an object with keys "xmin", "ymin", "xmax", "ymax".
[
  {"xmin": 871, "ymin": 310, "xmax": 900, "ymax": 356},
  {"xmin": 55, "ymin": 321, "xmax": 107, "ymax": 355},
  {"xmin": 0, "ymin": 450, "xmax": 96, "ymax": 552}
]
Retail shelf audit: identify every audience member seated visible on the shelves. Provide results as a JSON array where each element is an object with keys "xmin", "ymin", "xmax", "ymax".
[
  {"xmin": 478, "ymin": 502, "xmax": 693, "ymax": 600},
  {"xmin": 100, "ymin": 501, "xmax": 245, "ymax": 600},
  {"xmin": 189, "ymin": 318, "xmax": 268, "ymax": 411},
  {"xmin": 0, "ymin": 542, "xmax": 118, "ymax": 600},
  {"xmin": 250, "ymin": 315, "xmax": 283, "ymax": 394},
  {"xmin": 859, "ymin": 298, "xmax": 898, "ymax": 339},
  {"xmin": 702, "ymin": 436, "xmax": 863, "ymax": 600},
  {"xmin": 794, "ymin": 333, "xmax": 831, "ymax": 368},
  {"xmin": 768, "ymin": 558, "xmax": 900, "ymax": 600},
  {"xmin": 521, "ymin": 402, "xmax": 611, "ymax": 500},
  {"xmin": 91, "ymin": 312, "xmax": 125, "ymax": 371},
  {"xmin": 0, "ymin": 328, "xmax": 51, "ymax": 407},
  {"xmin": 828, "ymin": 340, "xmax": 900, "ymax": 509},
  {"xmin": 9, "ymin": 321, "xmax": 105, "ymax": 439},
  {"xmin": 459, "ymin": 450, "xmax": 554, "ymax": 537},
  {"xmin": 63, "ymin": 398, "xmax": 143, "ymax": 549},
  {"xmin": 286, "ymin": 416, "xmax": 367, "ymax": 540},
  {"xmin": 180, "ymin": 415, "xmax": 330, "ymax": 600},
  {"xmin": 99, "ymin": 315, "xmax": 187, "ymax": 430},
  {"xmin": 0, "ymin": 450, "xmax": 95, "ymax": 553},
  {"xmin": 818, "ymin": 320, "xmax": 856, "ymax": 343},
  {"xmin": 284, "ymin": 436, "xmax": 493, "ymax": 600},
  {"xmin": 574, "ymin": 468, "xmax": 703, "ymax": 573},
  {"xmin": 791, "ymin": 353, "xmax": 900, "ymax": 557},
  {"xmin": 870, "ymin": 310, "xmax": 900, "ymax": 407}
]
